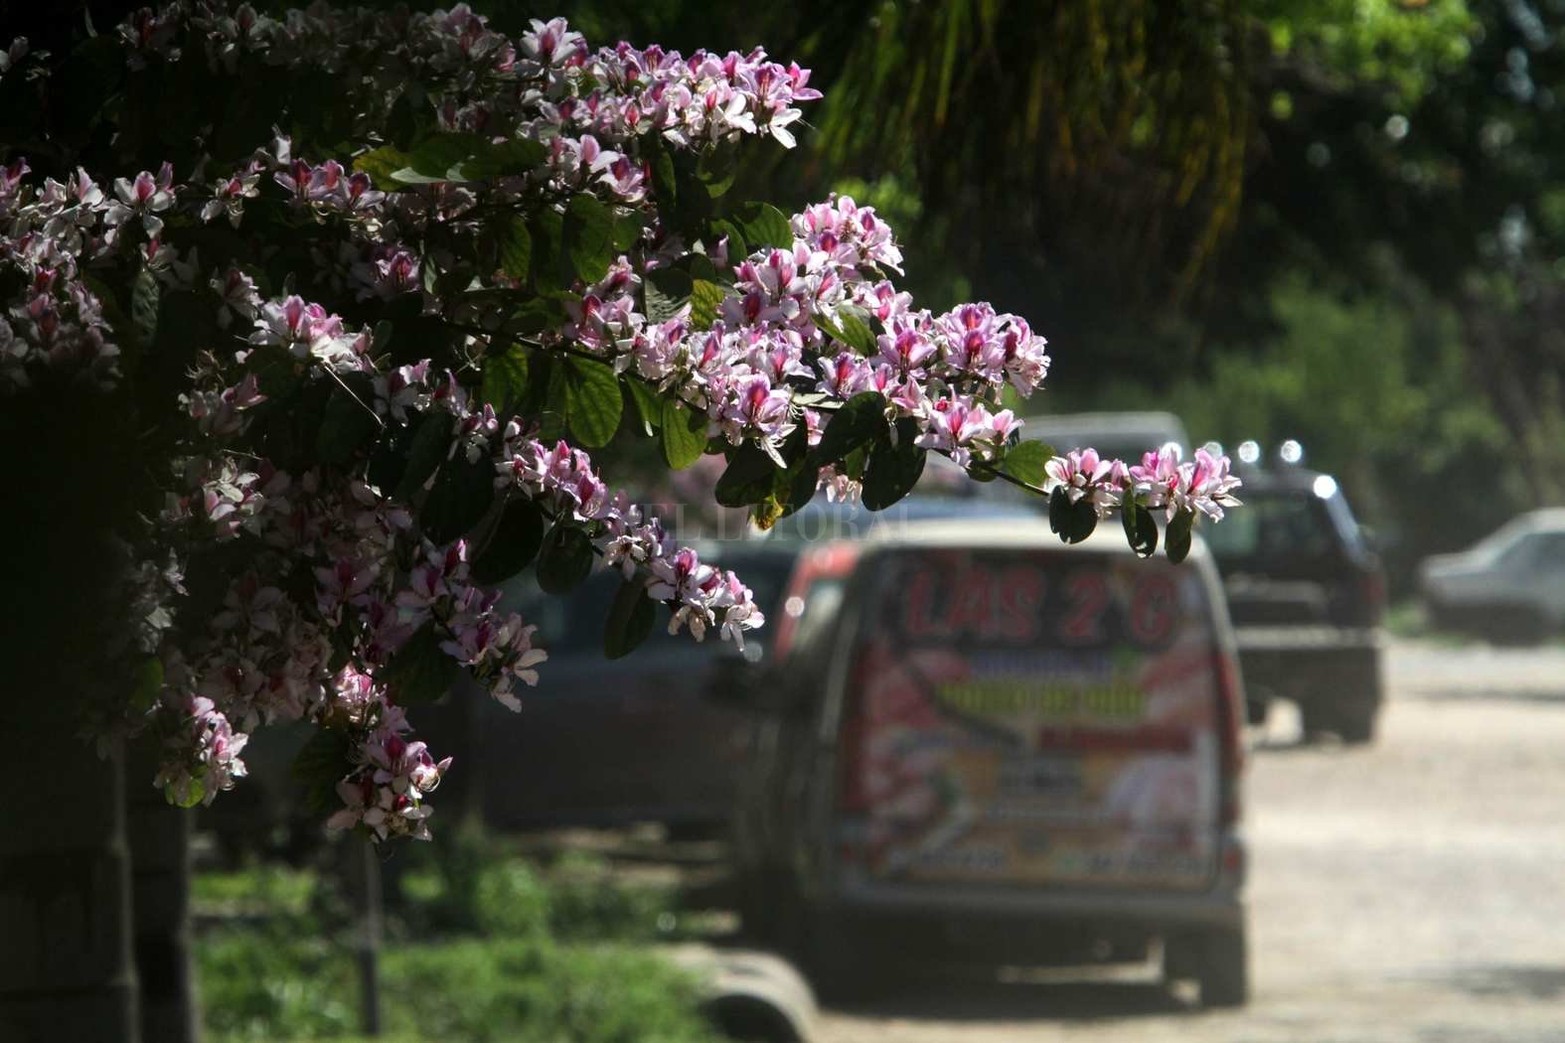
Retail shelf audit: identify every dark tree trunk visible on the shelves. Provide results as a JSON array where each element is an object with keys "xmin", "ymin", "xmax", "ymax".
[
  {"xmin": 0, "ymin": 708, "xmax": 139, "ymax": 1043},
  {"xmin": 128, "ymin": 738, "xmax": 199, "ymax": 1043}
]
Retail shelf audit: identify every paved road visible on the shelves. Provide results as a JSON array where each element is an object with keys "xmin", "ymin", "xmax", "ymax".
[{"xmin": 814, "ymin": 640, "xmax": 1565, "ymax": 1043}]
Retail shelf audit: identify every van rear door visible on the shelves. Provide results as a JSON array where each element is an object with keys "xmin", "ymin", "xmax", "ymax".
[{"xmin": 835, "ymin": 543, "xmax": 1234, "ymax": 891}]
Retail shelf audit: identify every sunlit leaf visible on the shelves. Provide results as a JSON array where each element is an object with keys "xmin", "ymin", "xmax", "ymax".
[{"xmin": 661, "ymin": 398, "xmax": 708, "ymax": 469}]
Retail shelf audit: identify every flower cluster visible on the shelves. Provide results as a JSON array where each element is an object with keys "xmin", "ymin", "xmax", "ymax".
[
  {"xmin": 324, "ymin": 674, "xmax": 451, "ymax": 841},
  {"xmin": 1045, "ymin": 445, "xmax": 1243, "ymax": 522},
  {"xmin": 553, "ymin": 198, "xmax": 1051, "ymax": 481}
]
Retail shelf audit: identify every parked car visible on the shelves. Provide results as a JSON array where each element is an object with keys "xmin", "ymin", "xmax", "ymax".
[
  {"xmin": 1419, "ymin": 508, "xmax": 1565, "ymax": 645},
  {"xmin": 1200, "ymin": 465, "xmax": 1386, "ymax": 742},
  {"xmin": 730, "ymin": 514, "xmax": 1250, "ymax": 1006},
  {"xmin": 445, "ymin": 540, "xmax": 803, "ymax": 835}
]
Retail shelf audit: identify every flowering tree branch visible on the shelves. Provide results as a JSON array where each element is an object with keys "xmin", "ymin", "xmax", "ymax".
[{"xmin": 0, "ymin": 1, "xmax": 1239, "ymax": 841}]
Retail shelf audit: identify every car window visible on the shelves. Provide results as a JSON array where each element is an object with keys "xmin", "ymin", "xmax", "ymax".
[
  {"xmin": 1536, "ymin": 533, "xmax": 1565, "ymax": 572},
  {"xmin": 1498, "ymin": 531, "xmax": 1565, "ymax": 574},
  {"xmin": 785, "ymin": 576, "xmax": 847, "ymax": 655},
  {"xmin": 1202, "ymin": 491, "xmax": 1336, "ymax": 563}
]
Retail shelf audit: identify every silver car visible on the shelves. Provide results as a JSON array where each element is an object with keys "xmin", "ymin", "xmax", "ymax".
[{"xmin": 1419, "ymin": 509, "xmax": 1565, "ymax": 645}]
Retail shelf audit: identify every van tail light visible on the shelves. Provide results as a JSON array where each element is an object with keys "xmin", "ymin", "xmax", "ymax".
[{"xmin": 1214, "ymin": 648, "xmax": 1245, "ymax": 829}]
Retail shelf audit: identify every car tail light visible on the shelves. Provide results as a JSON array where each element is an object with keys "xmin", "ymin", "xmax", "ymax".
[
  {"xmin": 1213, "ymin": 648, "xmax": 1245, "ymax": 829},
  {"xmin": 1361, "ymin": 571, "xmax": 1387, "ymax": 625}
]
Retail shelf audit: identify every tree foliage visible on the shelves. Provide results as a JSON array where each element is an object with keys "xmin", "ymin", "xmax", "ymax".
[{"xmin": 0, "ymin": 2, "xmax": 1242, "ymax": 841}]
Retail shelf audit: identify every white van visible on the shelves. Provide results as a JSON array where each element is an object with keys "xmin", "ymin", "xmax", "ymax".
[{"xmin": 730, "ymin": 514, "xmax": 1249, "ymax": 1006}]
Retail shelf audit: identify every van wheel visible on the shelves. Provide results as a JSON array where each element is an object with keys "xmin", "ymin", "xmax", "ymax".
[{"xmin": 1167, "ymin": 928, "xmax": 1248, "ymax": 1008}]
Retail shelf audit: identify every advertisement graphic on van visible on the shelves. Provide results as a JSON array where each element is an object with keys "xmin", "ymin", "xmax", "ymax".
[{"xmin": 840, "ymin": 548, "xmax": 1224, "ymax": 890}]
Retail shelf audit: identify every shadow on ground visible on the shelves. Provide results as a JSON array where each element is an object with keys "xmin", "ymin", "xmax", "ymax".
[
  {"xmin": 1418, "ymin": 965, "xmax": 1565, "ymax": 1001},
  {"xmin": 824, "ymin": 979, "xmax": 1196, "ymax": 1022}
]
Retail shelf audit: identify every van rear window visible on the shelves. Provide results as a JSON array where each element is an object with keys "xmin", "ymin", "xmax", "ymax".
[{"xmin": 839, "ymin": 548, "xmax": 1223, "ymax": 890}]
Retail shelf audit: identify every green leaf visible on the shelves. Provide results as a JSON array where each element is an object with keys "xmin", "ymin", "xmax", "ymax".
[
  {"xmin": 292, "ymin": 729, "xmax": 353, "ymax": 813},
  {"xmin": 536, "ymin": 524, "xmax": 595, "ymax": 594},
  {"xmin": 689, "ymin": 278, "xmax": 727, "ymax": 330},
  {"xmin": 604, "ymin": 578, "xmax": 657, "ymax": 659},
  {"xmin": 507, "ymin": 299, "xmax": 562, "ymax": 337},
  {"xmin": 398, "ymin": 131, "xmax": 485, "ymax": 181},
  {"xmin": 482, "ymin": 345, "xmax": 531, "ymax": 413},
  {"xmin": 735, "ymin": 202, "xmax": 794, "ymax": 250},
  {"xmin": 393, "ymin": 413, "xmax": 455, "ymax": 502},
  {"xmin": 379, "ymin": 620, "xmax": 462, "ymax": 704},
  {"xmin": 1121, "ymin": 498, "xmax": 1159, "ymax": 558},
  {"xmin": 661, "ymin": 398, "xmax": 709, "ymax": 469},
  {"xmin": 612, "ymin": 211, "xmax": 644, "ymax": 252},
  {"xmin": 626, "ymin": 379, "xmax": 663, "ymax": 435},
  {"xmin": 130, "ymin": 657, "xmax": 163, "ymax": 714},
  {"xmin": 860, "ymin": 420, "xmax": 927, "ymax": 511},
  {"xmin": 471, "ymin": 497, "xmax": 547, "ymax": 584},
  {"xmin": 499, "ymin": 218, "xmax": 532, "ymax": 282},
  {"xmin": 1048, "ymin": 487, "xmax": 1099, "ymax": 544},
  {"xmin": 354, "ymin": 145, "xmax": 414, "ymax": 185},
  {"xmin": 315, "ymin": 375, "xmax": 381, "ymax": 466},
  {"xmin": 421, "ymin": 452, "xmax": 496, "ymax": 543},
  {"xmin": 167, "ymin": 777, "xmax": 207, "ymax": 810},
  {"xmin": 536, "ymin": 359, "xmax": 570, "ymax": 442},
  {"xmin": 646, "ymin": 136, "xmax": 677, "ymax": 209},
  {"xmin": 531, "ymin": 208, "xmax": 567, "ymax": 287},
  {"xmin": 715, "ymin": 442, "xmax": 780, "ymax": 508},
  {"xmin": 697, "ymin": 142, "xmax": 740, "ymax": 197},
  {"xmin": 1166, "ymin": 508, "xmax": 1195, "ymax": 563},
  {"xmin": 131, "ymin": 268, "xmax": 160, "ymax": 345},
  {"xmin": 776, "ymin": 452, "xmax": 822, "ymax": 519},
  {"xmin": 459, "ymin": 138, "xmax": 547, "ymax": 179},
  {"xmin": 564, "ymin": 356, "xmax": 623, "ymax": 448},
  {"xmin": 814, "ymin": 392, "xmax": 888, "ymax": 464},
  {"xmin": 708, "ymin": 218, "xmax": 747, "ymax": 262},
  {"xmin": 644, "ymin": 267, "xmax": 693, "ymax": 323},
  {"xmin": 564, "ymin": 193, "xmax": 616, "ymax": 284},
  {"xmin": 1003, "ymin": 440, "xmax": 1054, "ymax": 488},
  {"xmin": 832, "ymin": 308, "xmax": 878, "ymax": 356}
]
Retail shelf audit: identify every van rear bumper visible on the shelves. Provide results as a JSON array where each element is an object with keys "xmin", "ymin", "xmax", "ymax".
[
  {"xmin": 831, "ymin": 879, "xmax": 1243, "ymax": 930},
  {"xmin": 813, "ymin": 883, "xmax": 1244, "ymax": 967}
]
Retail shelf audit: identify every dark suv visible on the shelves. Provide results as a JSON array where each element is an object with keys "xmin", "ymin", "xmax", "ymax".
[{"xmin": 1200, "ymin": 466, "xmax": 1386, "ymax": 743}]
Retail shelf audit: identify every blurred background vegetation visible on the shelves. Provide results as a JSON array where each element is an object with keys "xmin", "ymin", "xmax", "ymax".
[
  {"xmin": 192, "ymin": 832, "xmax": 725, "ymax": 1042},
  {"xmin": 519, "ymin": 0, "xmax": 1555, "ymax": 595},
  {"xmin": 26, "ymin": 0, "xmax": 1560, "ymax": 587}
]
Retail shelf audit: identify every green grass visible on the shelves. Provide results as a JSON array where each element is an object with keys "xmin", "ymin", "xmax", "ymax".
[{"xmin": 194, "ymin": 836, "xmax": 722, "ymax": 1043}]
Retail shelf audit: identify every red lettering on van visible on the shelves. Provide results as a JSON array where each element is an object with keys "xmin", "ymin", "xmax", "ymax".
[
  {"xmin": 1129, "ymin": 574, "xmax": 1178, "ymax": 645},
  {"xmin": 902, "ymin": 567, "xmax": 945, "ymax": 639},
  {"xmin": 948, "ymin": 568, "xmax": 995, "ymax": 636},
  {"xmin": 997, "ymin": 568, "xmax": 1046, "ymax": 640},
  {"xmin": 901, "ymin": 563, "xmax": 1047, "ymax": 642},
  {"xmin": 1061, "ymin": 571, "xmax": 1110, "ymax": 643}
]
